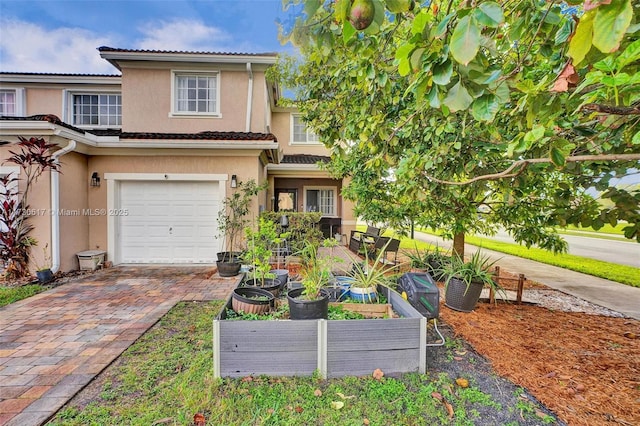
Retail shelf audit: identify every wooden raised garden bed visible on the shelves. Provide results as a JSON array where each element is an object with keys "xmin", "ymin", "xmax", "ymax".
[{"xmin": 213, "ymin": 286, "xmax": 428, "ymax": 379}]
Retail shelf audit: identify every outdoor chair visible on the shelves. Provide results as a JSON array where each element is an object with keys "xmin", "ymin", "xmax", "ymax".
[
  {"xmin": 349, "ymin": 226, "xmax": 381, "ymax": 254},
  {"xmin": 378, "ymin": 238, "xmax": 400, "ymax": 269}
]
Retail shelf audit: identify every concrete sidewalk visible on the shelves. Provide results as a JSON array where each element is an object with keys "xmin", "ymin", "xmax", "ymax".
[{"xmin": 413, "ymin": 231, "xmax": 640, "ymax": 320}]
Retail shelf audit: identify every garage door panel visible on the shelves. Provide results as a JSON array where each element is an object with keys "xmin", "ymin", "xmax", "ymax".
[{"xmin": 119, "ymin": 180, "xmax": 221, "ymax": 263}]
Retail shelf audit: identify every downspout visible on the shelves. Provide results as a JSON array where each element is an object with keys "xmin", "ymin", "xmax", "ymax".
[
  {"xmin": 50, "ymin": 140, "xmax": 77, "ymax": 272},
  {"xmin": 245, "ymin": 62, "xmax": 253, "ymax": 132}
]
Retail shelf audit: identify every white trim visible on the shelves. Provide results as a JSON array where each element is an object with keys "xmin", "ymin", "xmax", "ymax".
[
  {"xmin": 64, "ymin": 89, "xmax": 122, "ymax": 128},
  {"xmin": 104, "ymin": 173, "xmax": 228, "ymax": 264},
  {"xmin": 170, "ymin": 69, "xmax": 221, "ymax": 118},
  {"xmin": 0, "ymin": 87, "xmax": 25, "ymax": 116},
  {"xmin": 0, "ymin": 166, "xmax": 20, "ymax": 176},
  {"xmin": 0, "ymin": 74, "xmax": 121, "ymax": 85},
  {"xmin": 290, "ymin": 113, "xmax": 322, "ymax": 146},
  {"xmin": 245, "ymin": 62, "xmax": 253, "ymax": 132},
  {"xmin": 99, "ymin": 50, "xmax": 276, "ymax": 66},
  {"xmin": 50, "ymin": 140, "xmax": 76, "ymax": 272},
  {"xmin": 104, "ymin": 173, "xmax": 228, "ymax": 181},
  {"xmin": 303, "ymin": 185, "xmax": 337, "ymax": 217}
]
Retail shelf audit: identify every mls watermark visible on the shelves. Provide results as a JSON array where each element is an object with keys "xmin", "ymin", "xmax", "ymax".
[{"xmin": 23, "ymin": 208, "xmax": 129, "ymax": 217}]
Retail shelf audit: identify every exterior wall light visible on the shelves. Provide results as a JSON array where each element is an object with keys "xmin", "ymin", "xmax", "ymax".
[
  {"xmin": 91, "ymin": 172, "xmax": 100, "ymax": 187},
  {"xmin": 231, "ymin": 174, "xmax": 237, "ymax": 188}
]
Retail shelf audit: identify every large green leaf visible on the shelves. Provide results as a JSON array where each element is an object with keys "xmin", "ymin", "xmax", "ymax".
[
  {"xmin": 386, "ymin": 0, "xmax": 412, "ymax": 13},
  {"xmin": 435, "ymin": 12, "xmax": 456, "ymax": 39},
  {"xmin": 443, "ymin": 81, "xmax": 473, "ymax": 112},
  {"xmin": 451, "ymin": 15, "xmax": 480, "ymax": 65},
  {"xmin": 471, "ymin": 94, "xmax": 499, "ymax": 121},
  {"xmin": 412, "ymin": 10, "xmax": 432, "ymax": 36},
  {"xmin": 568, "ymin": 11, "xmax": 594, "ymax": 66},
  {"xmin": 593, "ymin": 0, "xmax": 633, "ymax": 53},
  {"xmin": 474, "ymin": 2, "xmax": 503, "ymax": 28},
  {"xmin": 304, "ymin": 0, "xmax": 322, "ymax": 17},
  {"xmin": 616, "ymin": 39, "xmax": 640, "ymax": 70},
  {"xmin": 432, "ymin": 59, "xmax": 453, "ymax": 85},
  {"xmin": 343, "ymin": 20, "xmax": 356, "ymax": 43},
  {"xmin": 334, "ymin": 0, "xmax": 350, "ymax": 23},
  {"xmin": 550, "ymin": 147, "xmax": 566, "ymax": 168}
]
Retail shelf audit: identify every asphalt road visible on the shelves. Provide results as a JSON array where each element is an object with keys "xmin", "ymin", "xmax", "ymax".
[{"xmin": 479, "ymin": 230, "xmax": 640, "ymax": 268}]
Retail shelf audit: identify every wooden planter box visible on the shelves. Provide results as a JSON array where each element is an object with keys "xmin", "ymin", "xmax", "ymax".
[{"xmin": 213, "ymin": 286, "xmax": 428, "ymax": 379}]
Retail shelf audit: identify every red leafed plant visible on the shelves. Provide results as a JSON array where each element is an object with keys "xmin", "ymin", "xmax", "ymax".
[{"xmin": 0, "ymin": 137, "xmax": 60, "ymax": 280}]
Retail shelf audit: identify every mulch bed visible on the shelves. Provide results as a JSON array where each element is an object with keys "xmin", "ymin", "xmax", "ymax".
[{"xmin": 440, "ymin": 299, "xmax": 640, "ymax": 426}]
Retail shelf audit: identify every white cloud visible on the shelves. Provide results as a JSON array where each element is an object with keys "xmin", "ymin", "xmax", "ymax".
[
  {"xmin": 0, "ymin": 18, "xmax": 119, "ymax": 74},
  {"xmin": 0, "ymin": 17, "xmax": 249, "ymax": 74},
  {"xmin": 136, "ymin": 19, "xmax": 234, "ymax": 52}
]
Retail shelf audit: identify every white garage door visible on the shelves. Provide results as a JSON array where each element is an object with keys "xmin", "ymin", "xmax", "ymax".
[{"xmin": 119, "ymin": 181, "xmax": 221, "ymax": 263}]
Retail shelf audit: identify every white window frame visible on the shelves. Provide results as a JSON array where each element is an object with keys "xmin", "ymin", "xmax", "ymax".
[
  {"xmin": 291, "ymin": 114, "xmax": 321, "ymax": 145},
  {"xmin": 303, "ymin": 186, "xmax": 337, "ymax": 217},
  {"xmin": 170, "ymin": 70, "xmax": 221, "ymax": 118},
  {"xmin": 0, "ymin": 88, "xmax": 25, "ymax": 116},
  {"xmin": 64, "ymin": 89, "xmax": 122, "ymax": 128}
]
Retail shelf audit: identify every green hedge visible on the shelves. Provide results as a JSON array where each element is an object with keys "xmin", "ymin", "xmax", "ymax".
[{"xmin": 260, "ymin": 212, "xmax": 323, "ymax": 254}]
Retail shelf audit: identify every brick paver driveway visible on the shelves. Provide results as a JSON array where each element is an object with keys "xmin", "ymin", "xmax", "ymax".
[{"xmin": 0, "ymin": 266, "xmax": 239, "ymax": 426}]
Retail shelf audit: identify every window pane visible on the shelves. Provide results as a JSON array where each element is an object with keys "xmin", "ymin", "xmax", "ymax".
[
  {"xmin": 175, "ymin": 74, "xmax": 217, "ymax": 113},
  {"xmin": 72, "ymin": 93, "xmax": 121, "ymax": 126},
  {"xmin": 0, "ymin": 90, "xmax": 16, "ymax": 116}
]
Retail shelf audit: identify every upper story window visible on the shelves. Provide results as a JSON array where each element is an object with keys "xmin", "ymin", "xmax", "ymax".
[
  {"xmin": 172, "ymin": 71, "xmax": 220, "ymax": 116},
  {"xmin": 291, "ymin": 114, "xmax": 320, "ymax": 144},
  {"xmin": 0, "ymin": 88, "xmax": 25, "ymax": 116},
  {"xmin": 72, "ymin": 93, "xmax": 122, "ymax": 127}
]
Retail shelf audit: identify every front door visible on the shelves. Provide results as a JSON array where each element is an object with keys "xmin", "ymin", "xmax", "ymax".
[{"xmin": 275, "ymin": 189, "xmax": 297, "ymax": 212}]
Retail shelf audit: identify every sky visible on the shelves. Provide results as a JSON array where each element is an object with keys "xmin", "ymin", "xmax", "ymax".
[{"xmin": 0, "ymin": 0, "xmax": 301, "ymax": 74}]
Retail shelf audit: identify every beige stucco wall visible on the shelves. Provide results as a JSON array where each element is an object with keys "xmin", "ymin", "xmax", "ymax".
[
  {"xmin": 86, "ymin": 154, "xmax": 264, "ymax": 256},
  {"xmin": 25, "ymin": 88, "xmax": 63, "ymax": 116},
  {"xmin": 58, "ymin": 152, "xmax": 89, "ymax": 272},
  {"xmin": 121, "ymin": 66, "xmax": 268, "ymax": 134},
  {"xmin": 270, "ymin": 111, "xmax": 330, "ymax": 156},
  {"xmin": 0, "ymin": 145, "xmax": 52, "ymax": 272}
]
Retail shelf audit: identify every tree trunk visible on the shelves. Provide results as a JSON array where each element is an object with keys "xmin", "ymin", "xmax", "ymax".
[{"xmin": 453, "ymin": 232, "xmax": 465, "ymax": 259}]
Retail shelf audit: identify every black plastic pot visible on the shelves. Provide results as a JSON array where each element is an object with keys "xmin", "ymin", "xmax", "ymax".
[
  {"xmin": 217, "ymin": 261, "xmax": 241, "ymax": 277},
  {"xmin": 244, "ymin": 278, "xmax": 281, "ymax": 297},
  {"xmin": 232, "ymin": 287, "xmax": 274, "ymax": 315},
  {"xmin": 217, "ymin": 251, "xmax": 242, "ymax": 262},
  {"xmin": 287, "ymin": 287, "xmax": 329, "ymax": 320},
  {"xmin": 270, "ymin": 269, "xmax": 289, "ymax": 290},
  {"xmin": 36, "ymin": 269, "xmax": 54, "ymax": 284},
  {"xmin": 444, "ymin": 277, "xmax": 484, "ymax": 313}
]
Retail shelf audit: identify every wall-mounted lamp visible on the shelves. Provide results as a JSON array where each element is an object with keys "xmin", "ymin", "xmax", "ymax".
[
  {"xmin": 90, "ymin": 172, "xmax": 101, "ymax": 187},
  {"xmin": 231, "ymin": 174, "xmax": 237, "ymax": 188}
]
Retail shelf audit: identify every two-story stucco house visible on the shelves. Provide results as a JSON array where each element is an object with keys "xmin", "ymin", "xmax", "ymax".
[{"xmin": 0, "ymin": 47, "xmax": 356, "ymax": 272}]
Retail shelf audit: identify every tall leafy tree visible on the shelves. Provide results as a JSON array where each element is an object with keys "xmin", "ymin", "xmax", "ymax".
[{"xmin": 278, "ymin": 0, "xmax": 640, "ymax": 255}]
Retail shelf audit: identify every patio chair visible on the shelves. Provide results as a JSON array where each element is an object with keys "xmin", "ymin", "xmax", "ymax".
[
  {"xmin": 349, "ymin": 225, "xmax": 381, "ymax": 254},
  {"xmin": 378, "ymin": 238, "xmax": 400, "ymax": 269}
]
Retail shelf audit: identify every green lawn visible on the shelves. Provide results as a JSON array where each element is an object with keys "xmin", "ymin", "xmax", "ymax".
[
  {"xmin": 464, "ymin": 235, "xmax": 640, "ymax": 288},
  {"xmin": 0, "ymin": 284, "xmax": 49, "ymax": 307},
  {"xmin": 48, "ymin": 301, "xmax": 552, "ymax": 426},
  {"xmin": 370, "ymin": 226, "xmax": 640, "ymax": 288}
]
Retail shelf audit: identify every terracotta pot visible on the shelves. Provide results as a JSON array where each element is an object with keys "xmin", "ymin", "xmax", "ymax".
[{"xmin": 231, "ymin": 287, "xmax": 274, "ymax": 315}]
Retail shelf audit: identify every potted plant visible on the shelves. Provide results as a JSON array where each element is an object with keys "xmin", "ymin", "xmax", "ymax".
[
  {"xmin": 243, "ymin": 217, "xmax": 280, "ymax": 296},
  {"xmin": 287, "ymin": 240, "xmax": 330, "ymax": 320},
  {"xmin": 348, "ymin": 240, "xmax": 392, "ymax": 303},
  {"xmin": 231, "ymin": 286, "xmax": 275, "ymax": 315},
  {"xmin": 35, "ymin": 243, "xmax": 54, "ymax": 284},
  {"xmin": 215, "ymin": 179, "xmax": 263, "ymax": 277},
  {"xmin": 440, "ymin": 250, "xmax": 503, "ymax": 312}
]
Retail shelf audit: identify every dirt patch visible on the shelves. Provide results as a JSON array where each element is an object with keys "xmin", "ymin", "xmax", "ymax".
[{"xmin": 440, "ymin": 300, "xmax": 640, "ymax": 425}]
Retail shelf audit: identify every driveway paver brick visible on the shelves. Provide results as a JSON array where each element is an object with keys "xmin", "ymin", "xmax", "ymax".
[{"xmin": 0, "ymin": 266, "xmax": 238, "ymax": 426}]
